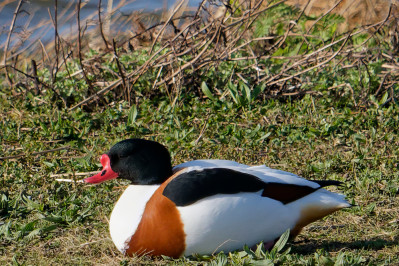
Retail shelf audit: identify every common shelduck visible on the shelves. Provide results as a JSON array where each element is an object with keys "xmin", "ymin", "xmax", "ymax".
[{"xmin": 84, "ymin": 138, "xmax": 350, "ymax": 258}]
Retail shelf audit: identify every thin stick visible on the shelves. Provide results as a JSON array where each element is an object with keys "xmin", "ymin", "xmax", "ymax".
[
  {"xmin": 68, "ymin": 77, "xmax": 122, "ymax": 111},
  {"xmin": 112, "ymin": 39, "xmax": 128, "ymax": 101},
  {"xmin": 55, "ymin": 179, "xmax": 85, "ymax": 183},
  {"xmin": 0, "ymin": 146, "xmax": 70, "ymax": 160},
  {"xmin": 69, "ymin": 41, "xmax": 171, "ymax": 111},
  {"xmin": 2, "ymin": 63, "xmax": 69, "ymax": 104},
  {"xmin": 51, "ymin": 171, "xmax": 99, "ymax": 178},
  {"xmin": 3, "ymin": 0, "xmax": 24, "ymax": 86},
  {"xmin": 149, "ymin": 0, "xmax": 187, "ymax": 54},
  {"xmin": 53, "ymin": 0, "xmax": 59, "ymax": 82},
  {"xmin": 267, "ymin": 33, "xmax": 352, "ymax": 86},
  {"xmin": 47, "ymin": 4, "xmax": 68, "ymax": 108},
  {"xmin": 306, "ymin": 0, "xmax": 343, "ymax": 34},
  {"xmin": 76, "ymin": 0, "xmax": 95, "ymax": 95},
  {"xmin": 98, "ymin": 0, "xmax": 110, "ymax": 49},
  {"xmin": 31, "ymin": 59, "xmax": 40, "ymax": 94},
  {"xmin": 105, "ymin": 0, "xmax": 113, "ymax": 35}
]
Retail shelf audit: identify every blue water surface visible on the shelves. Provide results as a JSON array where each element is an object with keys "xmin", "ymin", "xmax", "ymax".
[{"xmin": 0, "ymin": 0, "xmax": 200, "ymax": 51}]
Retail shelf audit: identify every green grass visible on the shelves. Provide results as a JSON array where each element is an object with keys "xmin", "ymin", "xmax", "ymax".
[
  {"xmin": 1, "ymin": 90, "xmax": 398, "ymax": 265},
  {"xmin": 1, "ymin": 1, "xmax": 399, "ymax": 264}
]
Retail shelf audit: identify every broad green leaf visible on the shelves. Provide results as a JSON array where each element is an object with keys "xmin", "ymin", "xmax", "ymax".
[
  {"xmin": 252, "ymin": 259, "xmax": 274, "ymax": 266},
  {"xmin": 272, "ymin": 229, "xmax": 290, "ymax": 253},
  {"xmin": 241, "ymin": 82, "xmax": 251, "ymax": 104},
  {"xmin": 201, "ymin": 81, "xmax": 217, "ymax": 101},
  {"xmin": 128, "ymin": 105, "xmax": 138, "ymax": 125},
  {"xmin": 41, "ymin": 224, "xmax": 59, "ymax": 233},
  {"xmin": 228, "ymin": 82, "xmax": 239, "ymax": 104},
  {"xmin": 378, "ymin": 91, "xmax": 389, "ymax": 106}
]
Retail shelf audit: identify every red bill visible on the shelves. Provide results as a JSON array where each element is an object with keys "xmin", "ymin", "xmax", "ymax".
[{"xmin": 84, "ymin": 154, "xmax": 118, "ymax": 183}]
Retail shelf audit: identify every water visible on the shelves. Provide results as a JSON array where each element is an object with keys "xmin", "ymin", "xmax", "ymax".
[{"xmin": 0, "ymin": 0, "xmax": 200, "ymax": 53}]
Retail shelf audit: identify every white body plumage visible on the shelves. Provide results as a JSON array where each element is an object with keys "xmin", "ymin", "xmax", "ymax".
[{"xmin": 109, "ymin": 160, "xmax": 349, "ymax": 255}]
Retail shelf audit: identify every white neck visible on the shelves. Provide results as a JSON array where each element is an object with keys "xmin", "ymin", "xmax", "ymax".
[{"xmin": 109, "ymin": 185, "xmax": 159, "ymax": 253}]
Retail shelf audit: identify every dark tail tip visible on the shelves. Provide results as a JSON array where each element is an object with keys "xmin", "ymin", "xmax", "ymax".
[{"xmin": 310, "ymin": 180, "xmax": 344, "ymax": 188}]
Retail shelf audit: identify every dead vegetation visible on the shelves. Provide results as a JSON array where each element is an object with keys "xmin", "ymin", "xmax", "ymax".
[{"xmin": 1, "ymin": 0, "xmax": 399, "ymax": 109}]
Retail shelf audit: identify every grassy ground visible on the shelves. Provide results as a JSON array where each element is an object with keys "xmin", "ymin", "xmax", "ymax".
[
  {"xmin": 1, "ymin": 1, "xmax": 399, "ymax": 265},
  {"xmin": 1, "ymin": 92, "xmax": 399, "ymax": 265}
]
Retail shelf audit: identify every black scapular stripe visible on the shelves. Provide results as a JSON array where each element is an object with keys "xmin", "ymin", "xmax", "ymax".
[
  {"xmin": 309, "ymin": 180, "xmax": 343, "ymax": 187},
  {"xmin": 162, "ymin": 168, "xmax": 321, "ymax": 206}
]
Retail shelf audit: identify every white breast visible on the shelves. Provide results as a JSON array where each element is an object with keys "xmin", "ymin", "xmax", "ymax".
[{"xmin": 109, "ymin": 185, "xmax": 159, "ymax": 253}]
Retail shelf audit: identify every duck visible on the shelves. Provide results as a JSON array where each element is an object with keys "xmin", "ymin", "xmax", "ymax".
[{"xmin": 84, "ymin": 138, "xmax": 350, "ymax": 258}]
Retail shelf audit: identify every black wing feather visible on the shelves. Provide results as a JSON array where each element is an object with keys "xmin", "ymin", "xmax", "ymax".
[
  {"xmin": 163, "ymin": 168, "xmax": 321, "ymax": 206},
  {"xmin": 309, "ymin": 180, "xmax": 343, "ymax": 187}
]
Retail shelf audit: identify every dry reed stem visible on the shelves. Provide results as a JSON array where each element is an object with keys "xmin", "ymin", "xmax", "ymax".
[
  {"xmin": 77, "ymin": 0, "xmax": 94, "ymax": 95},
  {"xmin": 98, "ymin": 0, "xmax": 110, "ymax": 49},
  {"xmin": 112, "ymin": 39, "xmax": 128, "ymax": 102},
  {"xmin": 149, "ymin": 0, "xmax": 187, "ymax": 54},
  {"xmin": 3, "ymin": 0, "xmax": 23, "ymax": 86},
  {"xmin": 54, "ymin": 0, "xmax": 59, "ymax": 82}
]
